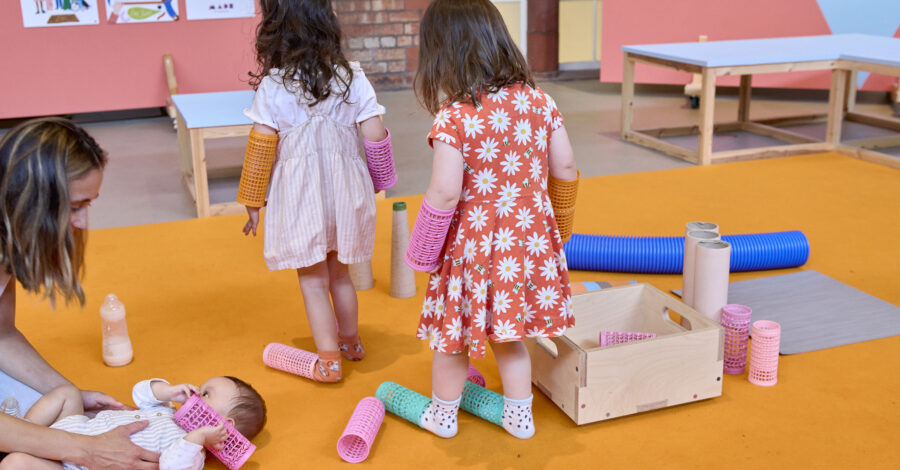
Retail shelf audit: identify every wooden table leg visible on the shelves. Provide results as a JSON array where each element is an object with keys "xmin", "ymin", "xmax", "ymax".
[
  {"xmin": 189, "ymin": 128, "xmax": 211, "ymax": 217},
  {"xmin": 697, "ymin": 68, "xmax": 716, "ymax": 165},
  {"xmin": 844, "ymin": 70, "xmax": 857, "ymax": 113},
  {"xmin": 738, "ymin": 75, "xmax": 752, "ymax": 122},
  {"xmin": 175, "ymin": 109, "xmax": 192, "ymax": 177},
  {"xmin": 826, "ymin": 69, "xmax": 848, "ymax": 146},
  {"xmin": 621, "ymin": 54, "xmax": 635, "ymax": 138}
]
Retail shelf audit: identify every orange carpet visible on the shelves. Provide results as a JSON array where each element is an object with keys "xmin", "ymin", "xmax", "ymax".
[{"xmin": 16, "ymin": 152, "xmax": 899, "ymax": 469}]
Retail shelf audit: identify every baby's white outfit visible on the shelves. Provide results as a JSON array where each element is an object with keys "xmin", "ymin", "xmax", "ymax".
[
  {"xmin": 244, "ymin": 62, "xmax": 386, "ymax": 271},
  {"xmin": 50, "ymin": 379, "xmax": 204, "ymax": 470}
]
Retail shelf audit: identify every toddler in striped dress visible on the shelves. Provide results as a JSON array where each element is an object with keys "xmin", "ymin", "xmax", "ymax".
[
  {"xmin": 1, "ymin": 377, "xmax": 266, "ymax": 469},
  {"xmin": 237, "ymin": 0, "xmax": 398, "ymax": 383}
]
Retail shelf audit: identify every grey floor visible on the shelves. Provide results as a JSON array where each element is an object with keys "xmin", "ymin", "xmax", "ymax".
[{"xmin": 2, "ymin": 79, "xmax": 896, "ymax": 229}]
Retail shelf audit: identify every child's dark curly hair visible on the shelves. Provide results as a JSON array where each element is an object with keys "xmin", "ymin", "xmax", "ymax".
[{"xmin": 249, "ymin": 0, "xmax": 353, "ymax": 106}]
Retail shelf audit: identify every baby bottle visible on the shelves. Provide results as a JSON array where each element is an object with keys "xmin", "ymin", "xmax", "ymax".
[{"xmin": 100, "ymin": 294, "xmax": 133, "ymax": 367}]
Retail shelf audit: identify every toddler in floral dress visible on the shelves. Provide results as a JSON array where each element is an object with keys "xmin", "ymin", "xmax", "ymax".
[{"xmin": 405, "ymin": 0, "xmax": 581, "ymax": 439}]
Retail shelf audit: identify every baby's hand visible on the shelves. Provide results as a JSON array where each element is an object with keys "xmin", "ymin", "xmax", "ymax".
[
  {"xmin": 152, "ymin": 382, "xmax": 198, "ymax": 403},
  {"xmin": 186, "ymin": 423, "xmax": 229, "ymax": 449}
]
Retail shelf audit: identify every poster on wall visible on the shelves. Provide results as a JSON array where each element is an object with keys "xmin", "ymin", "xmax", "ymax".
[
  {"xmin": 20, "ymin": 0, "xmax": 100, "ymax": 28},
  {"xmin": 186, "ymin": 1, "xmax": 255, "ymax": 20},
  {"xmin": 105, "ymin": 0, "xmax": 179, "ymax": 24}
]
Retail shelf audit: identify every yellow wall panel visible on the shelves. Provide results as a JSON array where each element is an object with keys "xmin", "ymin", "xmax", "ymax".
[
  {"xmin": 559, "ymin": 0, "xmax": 602, "ymax": 63},
  {"xmin": 494, "ymin": 2, "xmax": 523, "ymax": 50}
]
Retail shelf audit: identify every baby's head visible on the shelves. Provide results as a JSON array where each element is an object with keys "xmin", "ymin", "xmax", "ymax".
[{"xmin": 198, "ymin": 376, "xmax": 267, "ymax": 439}]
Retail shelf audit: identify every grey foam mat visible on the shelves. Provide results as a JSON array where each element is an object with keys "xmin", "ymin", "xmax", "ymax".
[{"xmin": 673, "ymin": 270, "xmax": 900, "ymax": 354}]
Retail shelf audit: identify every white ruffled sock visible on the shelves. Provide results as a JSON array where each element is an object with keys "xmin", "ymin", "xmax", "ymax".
[
  {"xmin": 502, "ymin": 395, "xmax": 535, "ymax": 439},
  {"xmin": 419, "ymin": 394, "xmax": 460, "ymax": 438}
]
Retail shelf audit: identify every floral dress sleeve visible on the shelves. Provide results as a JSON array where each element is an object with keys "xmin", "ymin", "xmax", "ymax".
[
  {"xmin": 542, "ymin": 91, "xmax": 565, "ymax": 132},
  {"xmin": 427, "ymin": 104, "xmax": 464, "ymax": 152}
]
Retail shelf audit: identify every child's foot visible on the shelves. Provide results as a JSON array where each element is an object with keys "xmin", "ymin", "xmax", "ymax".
[
  {"xmin": 338, "ymin": 334, "xmax": 366, "ymax": 361},
  {"xmin": 1, "ymin": 397, "xmax": 22, "ymax": 419},
  {"xmin": 419, "ymin": 394, "xmax": 460, "ymax": 438},
  {"xmin": 312, "ymin": 350, "xmax": 342, "ymax": 383},
  {"xmin": 502, "ymin": 395, "xmax": 535, "ymax": 439}
]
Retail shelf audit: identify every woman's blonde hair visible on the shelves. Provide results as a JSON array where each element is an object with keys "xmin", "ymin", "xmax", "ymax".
[{"xmin": 0, "ymin": 117, "xmax": 107, "ymax": 305}]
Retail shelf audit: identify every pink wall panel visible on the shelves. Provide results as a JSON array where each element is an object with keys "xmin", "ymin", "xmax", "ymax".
[
  {"xmin": 601, "ymin": 0, "xmax": 837, "ymax": 89},
  {"xmin": 0, "ymin": 2, "xmax": 259, "ymax": 119}
]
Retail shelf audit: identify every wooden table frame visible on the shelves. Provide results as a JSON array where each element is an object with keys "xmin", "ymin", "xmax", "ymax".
[
  {"xmin": 621, "ymin": 53, "xmax": 900, "ymax": 169},
  {"xmin": 174, "ymin": 108, "xmax": 249, "ymax": 217}
]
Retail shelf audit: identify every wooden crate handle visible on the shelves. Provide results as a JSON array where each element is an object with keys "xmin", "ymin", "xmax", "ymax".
[
  {"xmin": 534, "ymin": 337, "xmax": 559, "ymax": 358},
  {"xmin": 662, "ymin": 307, "xmax": 693, "ymax": 331}
]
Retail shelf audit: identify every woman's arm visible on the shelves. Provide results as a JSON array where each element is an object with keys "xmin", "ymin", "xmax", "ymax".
[
  {"xmin": 0, "ymin": 278, "xmax": 71, "ymax": 394},
  {"xmin": 0, "ymin": 414, "xmax": 160, "ymax": 469}
]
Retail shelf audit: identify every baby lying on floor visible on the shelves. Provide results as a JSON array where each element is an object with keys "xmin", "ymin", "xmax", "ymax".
[{"xmin": 2, "ymin": 376, "xmax": 266, "ymax": 470}]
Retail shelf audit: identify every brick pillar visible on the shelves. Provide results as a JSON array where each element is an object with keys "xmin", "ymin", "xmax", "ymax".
[
  {"xmin": 336, "ymin": 0, "xmax": 428, "ymax": 90},
  {"xmin": 527, "ymin": 0, "xmax": 559, "ymax": 76}
]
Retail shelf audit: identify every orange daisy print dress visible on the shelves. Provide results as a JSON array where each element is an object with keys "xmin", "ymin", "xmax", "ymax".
[{"xmin": 416, "ymin": 83, "xmax": 574, "ymax": 359}]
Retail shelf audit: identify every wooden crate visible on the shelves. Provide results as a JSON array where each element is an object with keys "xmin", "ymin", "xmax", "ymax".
[{"xmin": 525, "ymin": 283, "xmax": 724, "ymax": 425}]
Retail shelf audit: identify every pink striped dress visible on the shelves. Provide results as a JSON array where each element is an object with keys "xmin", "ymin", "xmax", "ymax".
[{"xmin": 244, "ymin": 63, "xmax": 385, "ymax": 270}]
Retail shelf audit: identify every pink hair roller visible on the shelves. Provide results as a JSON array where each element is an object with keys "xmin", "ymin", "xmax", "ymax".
[
  {"xmin": 174, "ymin": 394, "xmax": 256, "ymax": 470},
  {"xmin": 263, "ymin": 343, "xmax": 317, "ymax": 379},
  {"xmin": 363, "ymin": 129, "xmax": 398, "ymax": 191},
  {"xmin": 748, "ymin": 320, "xmax": 781, "ymax": 386},
  {"xmin": 405, "ymin": 199, "xmax": 454, "ymax": 272},
  {"xmin": 466, "ymin": 363, "xmax": 486, "ymax": 387},
  {"xmin": 599, "ymin": 331, "xmax": 658, "ymax": 347},
  {"xmin": 721, "ymin": 304, "xmax": 753, "ymax": 375},
  {"xmin": 337, "ymin": 397, "xmax": 385, "ymax": 463}
]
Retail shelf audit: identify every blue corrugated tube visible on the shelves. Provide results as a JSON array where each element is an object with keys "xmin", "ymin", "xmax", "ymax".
[{"xmin": 564, "ymin": 231, "xmax": 809, "ymax": 273}]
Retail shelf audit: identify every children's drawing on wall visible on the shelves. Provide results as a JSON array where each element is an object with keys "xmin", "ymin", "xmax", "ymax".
[
  {"xmin": 186, "ymin": 0, "xmax": 255, "ymax": 21},
  {"xmin": 20, "ymin": 0, "xmax": 99, "ymax": 27},
  {"xmin": 106, "ymin": 0, "xmax": 179, "ymax": 24}
]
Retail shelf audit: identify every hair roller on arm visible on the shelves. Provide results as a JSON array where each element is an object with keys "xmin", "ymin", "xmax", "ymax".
[
  {"xmin": 363, "ymin": 129, "xmax": 398, "ymax": 191},
  {"xmin": 404, "ymin": 199, "xmax": 454, "ymax": 272},
  {"xmin": 548, "ymin": 170, "xmax": 579, "ymax": 244},
  {"xmin": 237, "ymin": 129, "xmax": 278, "ymax": 207}
]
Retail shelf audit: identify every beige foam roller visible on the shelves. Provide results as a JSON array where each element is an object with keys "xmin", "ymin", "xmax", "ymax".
[
  {"xmin": 682, "ymin": 230, "xmax": 720, "ymax": 308},
  {"xmin": 693, "ymin": 240, "xmax": 731, "ymax": 323},
  {"xmin": 685, "ymin": 221, "xmax": 719, "ymax": 234}
]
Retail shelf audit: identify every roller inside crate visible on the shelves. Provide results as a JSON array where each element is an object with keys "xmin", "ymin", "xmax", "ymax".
[{"xmin": 526, "ymin": 283, "xmax": 724, "ymax": 425}]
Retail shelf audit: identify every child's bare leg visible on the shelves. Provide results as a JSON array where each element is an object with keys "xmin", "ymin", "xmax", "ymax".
[
  {"xmin": 297, "ymin": 261, "xmax": 338, "ymax": 351},
  {"xmin": 326, "ymin": 253, "xmax": 364, "ymax": 360},
  {"xmin": 432, "ymin": 351, "xmax": 468, "ymax": 400},
  {"xmin": 297, "ymin": 261, "xmax": 341, "ymax": 382},
  {"xmin": 420, "ymin": 351, "xmax": 467, "ymax": 438},
  {"xmin": 490, "ymin": 341, "xmax": 535, "ymax": 439},
  {"xmin": 23, "ymin": 385, "xmax": 84, "ymax": 426},
  {"xmin": 0, "ymin": 452, "xmax": 64, "ymax": 469},
  {"xmin": 326, "ymin": 253, "xmax": 358, "ymax": 338},
  {"xmin": 491, "ymin": 341, "xmax": 531, "ymax": 399}
]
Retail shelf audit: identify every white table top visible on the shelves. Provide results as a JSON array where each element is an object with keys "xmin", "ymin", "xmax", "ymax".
[
  {"xmin": 622, "ymin": 34, "xmax": 900, "ymax": 68},
  {"xmin": 171, "ymin": 90, "xmax": 255, "ymax": 129}
]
